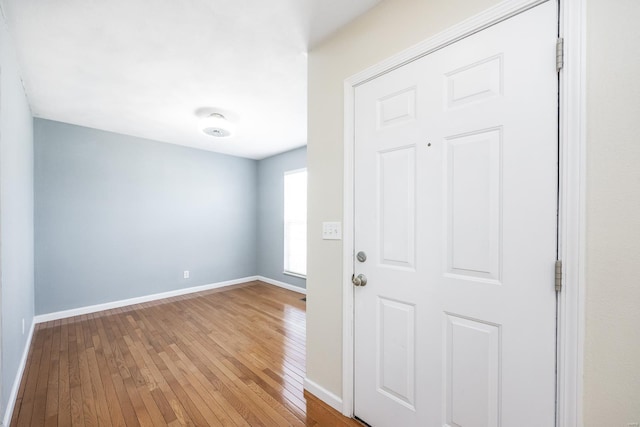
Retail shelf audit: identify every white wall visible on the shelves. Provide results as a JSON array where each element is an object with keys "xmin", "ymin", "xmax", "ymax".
[
  {"xmin": 584, "ymin": 0, "xmax": 640, "ymax": 425},
  {"xmin": 306, "ymin": 0, "xmax": 501, "ymax": 399},
  {"xmin": 307, "ymin": 0, "xmax": 640, "ymax": 424}
]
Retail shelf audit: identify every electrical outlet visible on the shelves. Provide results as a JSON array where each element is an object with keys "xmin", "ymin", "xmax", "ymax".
[
  {"xmin": 183, "ymin": 270, "xmax": 190, "ymax": 279},
  {"xmin": 628, "ymin": 423, "xmax": 639, "ymax": 427}
]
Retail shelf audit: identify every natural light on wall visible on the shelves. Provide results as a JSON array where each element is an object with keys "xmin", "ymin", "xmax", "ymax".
[{"xmin": 284, "ymin": 169, "xmax": 307, "ymax": 277}]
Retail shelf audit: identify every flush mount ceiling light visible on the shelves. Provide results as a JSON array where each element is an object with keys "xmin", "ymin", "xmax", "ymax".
[{"xmin": 199, "ymin": 113, "xmax": 234, "ymax": 138}]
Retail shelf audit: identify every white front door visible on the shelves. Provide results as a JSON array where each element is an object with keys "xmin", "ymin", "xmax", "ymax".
[{"xmin": 353, "ymin": 2, "xmax": 558, "ymax": 426}]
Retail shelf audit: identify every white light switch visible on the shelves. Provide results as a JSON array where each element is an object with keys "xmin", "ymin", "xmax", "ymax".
[{"xmin": 322, "ymin": 222, "xmax": 342, "ymax": 240}]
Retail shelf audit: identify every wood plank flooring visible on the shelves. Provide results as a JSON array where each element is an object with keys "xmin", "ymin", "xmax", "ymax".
[{"xmin": 11, "ymin": 281, "xmax": 362, "ymax": 426}]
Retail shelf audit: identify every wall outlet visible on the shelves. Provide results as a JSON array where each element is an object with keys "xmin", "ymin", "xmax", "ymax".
[
  {"xmin": 628, "ymin": 423, "xmax": 639, "ymax": 427},
  {"xmin": 183, "ymin": 270, "xmax": 190, "ymax": 279},
  {"xmin": 322, "ymin": 222, "xmax": 342, "ymax": 240},
  {"xmin": 22, "ymin": 318, "xmax": 25, "ymax": 335}
]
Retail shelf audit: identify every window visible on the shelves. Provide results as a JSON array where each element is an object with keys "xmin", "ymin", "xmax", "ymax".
[{"xmin": 284, "ymin": 169, "xmax": 307, "ymax": 277}]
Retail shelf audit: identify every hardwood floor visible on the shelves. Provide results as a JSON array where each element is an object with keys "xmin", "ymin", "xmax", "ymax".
[{"xmin": 11, "ymin": 281, "xmax": 362, "ymax": 426}]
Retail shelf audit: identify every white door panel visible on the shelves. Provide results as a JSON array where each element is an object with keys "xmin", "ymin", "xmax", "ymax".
[
  {"xmin": 444, "ymin": 314, "xmax": 501, "ymax": 427},
  {"xmin": 354, "ymin": 3, "xmax": 558, "ymax": 426},
  {"xmin": 379, "ymin": 146, "xmax": 416, "ymax": 269}
]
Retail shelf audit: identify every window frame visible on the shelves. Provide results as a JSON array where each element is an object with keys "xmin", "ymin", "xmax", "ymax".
[{"xmin": 283, "ymin": 168, "xmax": 307, "ymax": 278}]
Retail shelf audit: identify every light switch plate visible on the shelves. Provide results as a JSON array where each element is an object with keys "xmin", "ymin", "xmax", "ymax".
[{"xmin": 322, "ymin": 222, "xmax": 342, "ymax": 240}]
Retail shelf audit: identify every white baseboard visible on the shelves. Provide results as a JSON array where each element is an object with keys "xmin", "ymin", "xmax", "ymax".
[
  {"xmin": 34, "ymin": 276, "xmax": 260, "ymax": 323},
  {"xmin": 304, "ymin": 377, "xmax": 343, "ymax": 413},
  {"xmin": 256, "ymin": 276, "xmax": 307, "ymax": 294},
  {"xmin": 2, "ymin": 320, "xmax": 35, "ymax": 426},
  {"xmin": 33, "ymin": 275, "xmax": 306, "ymax": 324}
]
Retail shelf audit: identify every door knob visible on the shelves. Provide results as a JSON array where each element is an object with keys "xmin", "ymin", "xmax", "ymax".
[{"xmin": 352, "ymin": 274, "xmax": 368, "ymax": 287}]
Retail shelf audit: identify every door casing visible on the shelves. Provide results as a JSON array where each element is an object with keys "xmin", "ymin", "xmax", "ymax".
[{"xmin": 341, "ymin": 0, "xmax": 586, "ymax": 426}]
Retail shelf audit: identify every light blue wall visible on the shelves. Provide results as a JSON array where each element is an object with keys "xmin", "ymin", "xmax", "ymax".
[
  {"xmin": 34, "ymin": 119, "xmax": 258, "ymax": 315},
  {"xmin": 0, "ymin": 14, "xmax": 35, "ymax": 420},
  {"xmin": 257, "ymin": 146, "xmax": 306, "ymax": 289}
]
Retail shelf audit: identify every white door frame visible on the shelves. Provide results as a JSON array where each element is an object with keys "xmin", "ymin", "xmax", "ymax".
[{"xmin": 341, "ymin": 0, "xmax": 586, "ymax": 425}]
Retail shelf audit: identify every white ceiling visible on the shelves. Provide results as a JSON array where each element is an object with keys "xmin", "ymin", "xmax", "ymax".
[{"xmin": 1, "ymin": 0, "xmax": 381, "ymax": 159}]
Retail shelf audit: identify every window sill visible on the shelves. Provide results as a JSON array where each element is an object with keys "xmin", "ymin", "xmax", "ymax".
[{"xmin": 283, "ymin": 271, "xmax": 307, "ymax": 280}]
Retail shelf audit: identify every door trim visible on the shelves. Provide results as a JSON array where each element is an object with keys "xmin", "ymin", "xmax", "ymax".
[{"xmin": 341, "ymin": 0, "xmax": 586, "ymax": 425}]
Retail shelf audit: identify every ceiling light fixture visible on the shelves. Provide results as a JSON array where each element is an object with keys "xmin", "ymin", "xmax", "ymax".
[{"xmin": 199, "ymin": 113, "xmax": 233, "ymax": 138}]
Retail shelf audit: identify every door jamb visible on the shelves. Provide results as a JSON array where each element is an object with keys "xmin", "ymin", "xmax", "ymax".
[{"xmin": 341, "ymin": 0, "xmax": 586, "ymax": 425}]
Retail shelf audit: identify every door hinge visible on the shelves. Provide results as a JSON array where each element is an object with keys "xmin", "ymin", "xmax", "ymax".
[
  {"xmin": 555, "ymin": 260, "xmax": 563, "ymax": 292},
  {"xmin": 556, "ymin": 37, "xmax": 564, "ymax": 73}
]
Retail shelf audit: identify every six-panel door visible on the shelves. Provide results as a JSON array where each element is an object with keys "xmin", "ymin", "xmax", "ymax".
[{"xmin": 353, "ymin": 2, "xmax": 558, "ymax": 426}]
